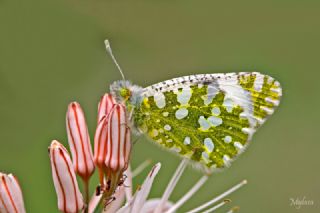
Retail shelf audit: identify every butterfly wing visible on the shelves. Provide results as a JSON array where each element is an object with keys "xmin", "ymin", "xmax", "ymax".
[{"xmin": 133, "ymin": 72, "xmax": 282, "ymax": 170}]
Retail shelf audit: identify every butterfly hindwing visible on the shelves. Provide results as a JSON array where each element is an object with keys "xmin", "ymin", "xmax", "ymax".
[{"xmin": 133, "ymin": 72, "xmax": 281, "ymax": 170}]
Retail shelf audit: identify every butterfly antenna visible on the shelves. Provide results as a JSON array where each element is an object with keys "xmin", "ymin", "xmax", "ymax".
[{"xmin": 104, "ymin": 39, "xmax": 126, "ymax": 81}]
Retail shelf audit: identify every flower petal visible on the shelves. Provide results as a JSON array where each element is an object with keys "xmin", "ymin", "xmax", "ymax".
[
  {"xmin": 49, "ymin": 140, "xmax": 84, "ymax": 213},
  {"xmin": 102, "ymin": 186, "xmax": 125, "ymax": 213},
  {"xmin": 141, "ymin": 198, "xmax": 173, "ymax": 213},
  {"xmin": 97, "ymin": 93, "xmax": 116, "ymax": 123},
  {"xmin": 66, "ymin": 102, "xmax": 95, "ymax": 180},
  {"xmin": 154, "ymin": 159, "xmax": 187, "ymax": 213},
  {"xmin": 116, "ymin": 163, "xmax": 161, "ymax": 213},
  {"xmin": 0, "ymin": 173, "xmax": 26, "ymax": 213}
]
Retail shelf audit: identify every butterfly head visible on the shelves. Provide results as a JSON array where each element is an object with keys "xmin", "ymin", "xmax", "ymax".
[{"xmin": 110, "ymin": 80, "xmax": 144, "ymax": 106}]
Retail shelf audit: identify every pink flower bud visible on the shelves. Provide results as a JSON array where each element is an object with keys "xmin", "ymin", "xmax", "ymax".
[
  {"xmin": 97, "ymin": 93, "xmax": 116, "ymax": 123},
  {"xmin": 66, "ymin": 102, "xmax": 95, "ymax": 180},
  {"xmin": 93, "ymin": 104, "xmax": 132, "ymax": 198},
  {"xmin": 93, "ymin": 115, "xmax": 109, "ymax": 185},
  {"xmin": 105, "ymin": 104, "xmax": 131, "ymax": 172},
  {"xmin": 94, "ymin": 94, "xmax": 116, "ymax": 186},
  {"xmin": 0, "ymin": 173, "xmax": 26, "ymax": 213},
  {"xmin": 49, "ymin": 140, "xmax": 84, "ymax": 213}
]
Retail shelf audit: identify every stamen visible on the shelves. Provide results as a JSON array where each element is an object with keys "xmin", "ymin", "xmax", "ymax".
[
  {"xmin": 154, "ymin": 159, "xmax": 188, "ymax": 213},
  {"xmin": 132, "ymin": 160, "xmax": 152, "ymax": 177},
  {"xmin": 226, "ymin": 206, "xmax": 240, "ymax": 213},
  {"xmin": 104, "ymin": 39, "xmax": 126, "ymax": 81},
  {"xmin": 185, "ymin": 180, "xmax": 247, "ymax": 213},
  {"xmin": 166, "ymin": 176, "xmax": 208, "ymax": 213},
  {"xmin": 202, "ymin": 199, "xmax": 231, "ymax": 213}
]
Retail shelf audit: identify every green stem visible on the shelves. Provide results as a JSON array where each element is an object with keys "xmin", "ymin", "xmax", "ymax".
[{"xmin": 83, "ymin": 178, "xmax": 89, "ymax": 213}]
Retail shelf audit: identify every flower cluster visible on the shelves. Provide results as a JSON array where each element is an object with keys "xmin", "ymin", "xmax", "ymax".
[
  {"xmin": 0, "ymin": 93, "xmax": 248, "ymax": 213},
  {"xmin": 99, "ymin": 159, "xmax": 247, "ymax": 213},
  {"xmin": 48, "ymin": 93, "xmax": 132, "ymax": 213}
]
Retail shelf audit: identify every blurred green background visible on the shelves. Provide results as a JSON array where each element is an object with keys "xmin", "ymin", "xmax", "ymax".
[{"xmin": 0, "ymin": 0, "xmax": 319, "ymax": 212}]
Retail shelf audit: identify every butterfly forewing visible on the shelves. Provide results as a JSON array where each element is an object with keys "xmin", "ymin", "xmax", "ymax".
[{"xmin": 133, "ymin": 72, "xmax": 281, "ymax": 170}]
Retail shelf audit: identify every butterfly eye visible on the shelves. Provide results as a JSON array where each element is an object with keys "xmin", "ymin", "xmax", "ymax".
[{"xmin": 120, "ymin": 88, "xmax": 131, "ymax": 100}]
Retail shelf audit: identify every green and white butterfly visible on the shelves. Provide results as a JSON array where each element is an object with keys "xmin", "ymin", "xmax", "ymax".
[{"xmin": 106, "ymin": 41, "xmax": 282, "ymax": 172}]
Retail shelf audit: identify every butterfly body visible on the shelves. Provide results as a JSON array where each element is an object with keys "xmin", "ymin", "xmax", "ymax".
[{"xmin": 110, "ymin": 72, "xmax": 282, "ymax": 171}]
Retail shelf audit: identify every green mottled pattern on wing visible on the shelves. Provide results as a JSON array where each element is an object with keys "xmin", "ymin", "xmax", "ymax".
[{"xmin": 133, "ymin": 72, "xmax": 281, "ymax": 170}]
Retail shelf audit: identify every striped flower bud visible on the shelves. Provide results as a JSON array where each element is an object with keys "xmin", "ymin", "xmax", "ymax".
[
  {"xmin": 94, "ymin": 115, "xmax": 109, "ymax": 186},
  {"xmin": 105, "ymin": 104, "xmax": 131, "ymax": 172},
  {"xmin": 49, "ymin": 140, "xmax": 84, "ymax": 213},
  {"xmin": 0, "ymin": 173, "xmax": 26, "ymax": 213},
  {"xmin": 104, "ymin": 104, "xmax": 132, "ymax": 198},
  {"xmin": 94, "ymin": 94, "xmax": 116, "ymax": 186},
  {"xmin": 66, "ymin": 102, "xmax": 95, "ymax": 180},
  {"xmin": 93, "ymin": 104, "xmax": 132, "ymax": 198},
  {"xmin": 97, "ymin": 93, "xmax": 116, "ymax": 123}
]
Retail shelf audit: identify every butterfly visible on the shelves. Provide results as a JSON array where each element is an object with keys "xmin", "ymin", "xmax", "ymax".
[
  {"xmin": 105, "ymin": 41, "xmax": 282, "ymax": 172},
  {"xmin": 109, "ymin": 72, "xmax": 281, "ymax": 172}
]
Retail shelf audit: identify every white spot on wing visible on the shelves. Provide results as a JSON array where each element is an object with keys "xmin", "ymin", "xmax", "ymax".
[
  {"xmin": 208, "ymin": 116, "xmax": 223, "ymax": 127},
  {"xmin": 211, "ymin": 107, "xmax": 221, "ymax": 115},
  {"xmin": 162, "ymin": 112, "xmax": 169, "ymax": 117},
  {"xmin": 270, "ymin": 87, "xmax": 282, "ymax": 96},
  {"xmin": 234, "ymin": 142, "xmax": 244, "ymax": 150},
  {"xmin": 223, "ymin": 97, "xmax": 234, "ymax": 113},
  {"xmin": 265, "ymin": 97, "xmax": 280, "ymax": 106},
  {"xmin": 223, "ymin": 155, "xmax": 231, "ymax": 166},
  {"xmin": 176, "ymin": 87, "xmax": 192, "ymax": 105},
  {"xmin": 154, "ymin": 92, "xmax": 166, "ymax": 108},
  {"xmin": 203, "ymin": 84, "xmax": 219, "ymax": 105},
  {"xmin": 253, "ymin": 73, "xmax": 264, "ymax": 92},
  {"xmin": 242, "ymin": 127, "xmax": 254, "ymax": 140},
  {"xmin": 218, "ymin": 75, "xmax": 255, "ymax": 128},
  {"xmin": 184, "ymin": 137, "xmax": 191, "ymax": 145},
  {"xmin": 202, "ymin": 152, "xmax": 211, "ymax": 163},
  {"xmin": 198, "ymin": 116, "xmax": 211, "ymax": 130},
  {"xmin": 267, "ymin": 76, "xmax": 274, "ymax": 84},
  {"xmin": 164, "ymin": 124, "xmax": 171, "ymax": 131},
  {"xmin": 261, "ymin": 106, "xmax": 274, "ymax": 115},
  {"xmin": 175, "ymin": 108, "xmax": 189, "ymax": 119},
  {"xmin": 204, "ymin": 138, "xmax": 214, "ymax": 152},
  {"xmin": 224, "ymin": 135, "xmax": 232, "ymax": 143},
  {"xmin": 151, "ymin": 129, "xmax": 159, "ymax": 137}
]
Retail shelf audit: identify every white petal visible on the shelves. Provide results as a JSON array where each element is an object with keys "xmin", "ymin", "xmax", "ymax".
[
  {"xmin": 102, "ymin": 186, "xmax": 125, "ymax": 213},
  {"xmin": 141, "ymin": 198, "xmax": 174, "ymax": 213},
  {"xmin": 154, "ymin": 160, "xmax": 187, "ymax": 213},
  {"xmin": 116, "ymin": 163, "xmax": 161, "ymax": 213}
]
